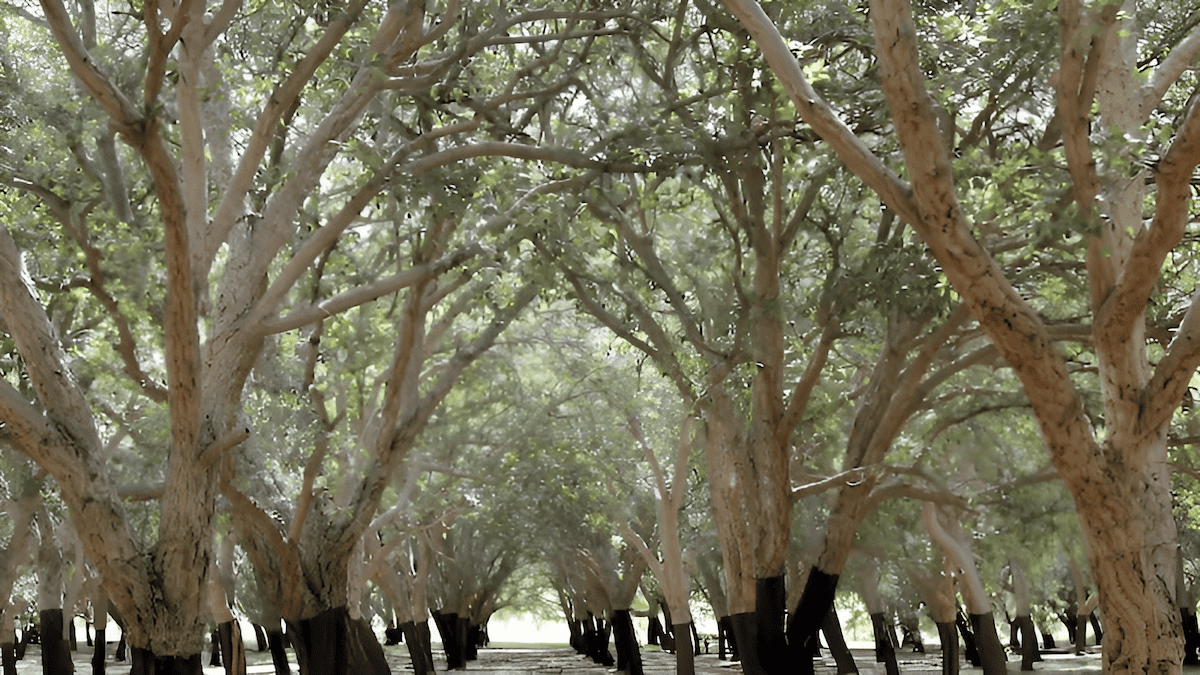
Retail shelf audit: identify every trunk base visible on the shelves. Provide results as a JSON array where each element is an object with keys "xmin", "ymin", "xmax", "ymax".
[
  {"xmin": 130, "ymin": 648, "xmax": 204, "ymax": 675},
  {"xmin": 286, "ymin": 607, "xmax": 390, "ymax": 675}
]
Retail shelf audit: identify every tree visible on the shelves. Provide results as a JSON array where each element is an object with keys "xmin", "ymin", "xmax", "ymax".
[{"xmin": 723, "ymin": 0, "xmax": 1200, "ymax": 672}]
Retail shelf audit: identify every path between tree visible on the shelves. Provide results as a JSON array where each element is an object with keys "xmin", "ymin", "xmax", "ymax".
[{"xmin": 10, "ymin": 642, "xmax": 1123, "ymax": 674}]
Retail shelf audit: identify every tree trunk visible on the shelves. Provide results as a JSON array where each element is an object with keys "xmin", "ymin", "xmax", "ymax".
[
  {"xmin": 209, "ymin": 632, "xmax": 221, "ymax": 667},
  {"xmin": 1089, "ymin": 614, "xmax": 1103, "ymax": 644},
  {"xmin": 1040, "ymin": 630, "xmax": 1055, "ymax": 650},
  {"xmin": 93, "ymin": 623, "xmax": 106, "ymax": 675},
  {"xmin": 264, "ymin": 627, "xmax": 291, "ymax": 675},
  {"xmin": 1015, "ymin": 615, "xmax": 1040, "ymax": 670},
  {"xmin": 674, "ymin": 623, "xmax": 696, "ymax": 675},
  {"xmin": 755, "ymin": 576, "xmax": 786, "ymax": 675},
  {"xmin": 567, "ymin": 619, "xmax": 584, "ymax": 654},
  {"xmin": 217, "ymin": 620, "xmax": 246, "ymax": 675},
  {"xmin": 399, "ymin": 621, "xmax": 434, "ymax": 675},
  {"xmin": 1183, "ymin": 608, "xmax": 1200, "ymax": 665},
  {"xmin": 611, "ymin": 610, "xmax": 644, "ymax": 675},
  {"xmin": 937, "ymin": 622, "xmax": 959, "ymax": 675},
  {"xmin": 1074, "ymin": 613, "xmax": 1088, "ymax": 654},
  {"xmin": 647, "ymin": 617, "xmax": 662, "ymax": 646},
  {"xmin": 252, "ymin": 624, "xmax": 268, "ymax": 652},
  {"xmin": 970, "ymin": 613, "xmax": 1009, "ymax": 675},
  {"xmin": 870, "ymin": 613, "xmax": 900, "ymax": 675},
  {"xmin": 40, "ymin": 608, "xmax": 73, "ymax": 675},
  {"xmin": 1, "ymin": 642, "xmax": 15, "ymax": 675},
  {"xmin": 114, "ymin": 633, "xmax": 125, "ymax": 662},
  {"xmin": 956, "ymin": 611, "xmax": 979, "ymax": 667},
  {"xmin": 787, "ymin": 567, "xmax": 839, "ymax": 670},
  {"xmin": 433, "ymin": 611, "xmax": 465, "ymax": 670},
  {"xmin": 718, "ymin": 615, "xmax": 733, "ymax": 661},
  {"xmin": 129, "ymin": 649, "xmax": 204, "ymax": 675},
  {"xmin": 286, "ymin": 607, "xmax": 390, "ymax": 675},
  {"xmin": 822, "ymin": 606, "xmax": 857, "ymax": 675},
  {"xmin": 730, "ymin": 612, "xmax": 765, "ymax": 675}
]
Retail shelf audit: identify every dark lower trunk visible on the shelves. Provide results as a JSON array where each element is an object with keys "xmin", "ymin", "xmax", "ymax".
[
  {"xmin": 969, "ymin": 613, "xmax": 1009, "ymax": 675},
  {"xmin": 85, "ymin": 622, "xmax": 92, "ymax": 648},
  {"xmin": 1074, "ymin": 614, "xmax": 1088, "ymax": 654},
  {"xmin": 1183, "ymin": 608, "xmax": 1200, "ymax": 665},
  {"xmin": 821, "ymin": 606, "xmax": 857, "ymax": 674},
  {"xmin": 218, "ymin": 620, "xmax": 246, "ymax": 675},
  {"xmin": 756, "ymin": 576, "xmax": 786, "ymax": 675},
  {"xmin": 1, "ymin": 642, "xmax": 14, "ymax": 675},
  {"xmin": 16, "ymin": 627, "xmax": 28, "ymax": 660},
  {"xmin": 69, "ymin": 620, "xmax": 77, "ymax": 651},
  {"xmin": 786, "ymin": 567, "xmax": 839, "ymax": 675},
  {"xmin": 40, "ymin": 609, "xmax": 74, "ymax": 675},
  {"xmin": 730, "ymin": 612, "xmax": 765, "ymax": 675},
  {"xmin": 383, "ymin": 625, "xmax": 403, "ymax": 646},
  {"xmin": 869, "ymin": 613, "xmax": 900, "ymax": 675},
  {"xmin": 286, "ymin": 607, "xmax": 390, "ymax": 675},
  {"xmin": 900, "ymin": 616, "xmax": 925, "ymax": 653},
  {"xmin": 1040, "ymin": 631, "xmax": 1055, "ymax": 650},
  {"xmin": 129, "ymin": 649, "xmax": 203, "ymax": 675},
  {"xmin": 674, "ymin": 623, "xmax": 695, "ymax": 675},
  {"xmin": 1058, "ymin": 613, "xmax": 1076, "ymax": 645},
  {"xmin": 399, "ymin": 621, "xmax": 435, "ymax": 675},
  {"xmin": 466, "ymin": 622, "xmax": 481, "ymax": 660},
  {"xmin": 691, "ymin": 623, "xmax": 701, "ymax": 655},
  {"xmin": 647, "ymin": 617, "xmax": 662, "ymax": 646},
  {"xmin": 209, "ymin": 632, "xmax": 221, "ymax": 667},
  {"xmin": 455, "ymin": 616, "xmax": 470, "ymax": 664},
  {"xmin": 114, "ymin": 633, "xmax": 126, "ymax": 662},
  {"xmin": 432, "ymin": 612, "xmax": 466, "ymax": 670},
  {"xmin": 252, "ymin": 624, "xmax": 268, "ymax": 652},
  {"xmin": 611, "ymin": 610, "xmax": 643, "ymax": 675},
  {"xmin": 92, "ymin": 625, "xmax": 106, "ymax": 675},
  {"xmin": 1089, "ymin": 614, "xmax": 1102, "ymax": 644},
  {"xmin": 937, "ymin": 622, "xmax": 959, "ymax": 675},
  {"xmin": 568, "ymin": 619, "xmax": 585, "ymax": 654},
  {"xmin": 1015, "ymin": 615, "xmax": 1040, "ymax": 670},
  {"xmin": 718, "ymin": 615, "xmax": 734, "ymax": 661},
  {"xmin": 585, "ymin": 617, "xmax": 614, "ymax": 666},
  {"xmin": 265, "ymin": 628, "xmax": 291, "ymax": 675},
  {"xmin": 955, "ymin": 611, "xmax": 980, "ymax": 666}
]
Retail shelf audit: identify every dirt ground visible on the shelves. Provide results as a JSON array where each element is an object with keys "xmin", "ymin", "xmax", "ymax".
[{"xmin": 10, "ymin": 642, "xmax": 1119, "ymax": 675}]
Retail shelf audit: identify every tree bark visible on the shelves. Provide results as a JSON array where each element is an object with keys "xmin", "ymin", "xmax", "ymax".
[{"xmin": 286, "ymin": 607, "xmax": 390, "ymax": 675}]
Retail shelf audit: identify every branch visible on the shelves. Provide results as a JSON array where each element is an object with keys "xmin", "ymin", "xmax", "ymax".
[
  {"xmin": 1141, "ymin": 24, "xmax": 1200, "ymax": 119},
  {"xmin": 718, "ymin": 0, "xmax": 920, "ymax": 226},
  {"xmin": 1097, "ymin": 92, "xmax": 1200, "ymax": 348},
  {"xmin": 39, "ymin": 0, "xmax": 142, "ymax": 126},
  {"xmin": 254, "ymin": 245, "xmax": 484, "ymax": 337},
  {"xmin": 205, "ymin": 0, "xmax": 372, "ymax": 264}
]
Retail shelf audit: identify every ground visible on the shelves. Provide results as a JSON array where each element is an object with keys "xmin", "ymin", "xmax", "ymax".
[{"xmin": 5, "ymin": 641, "xmax": 1120, "ymax": 675}]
